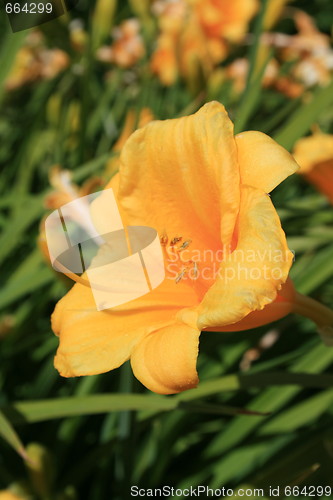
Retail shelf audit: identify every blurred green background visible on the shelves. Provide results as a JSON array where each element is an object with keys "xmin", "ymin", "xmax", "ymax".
[{"xmin": 0, "ymin": 0, "xmax": 333, "ymax": 499}]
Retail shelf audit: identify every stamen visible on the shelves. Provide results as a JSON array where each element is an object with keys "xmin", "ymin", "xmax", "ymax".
[
  {"xmin": 177, "ymin": 239, "xmax": 192, "ymax": 252},
  {"xmin": 170, "ymin": 236, "xmax": 182, "ymax": 246},
  {"xmin": 175, "ymin": 267, "xmax": 188, "ymax": 284},
  {"xmin": 192, "ymin": 261, "xmax": 198, "ymax": 279},
  {"xmin": 160, "ymin": 232, "xmax": 168, "ymax": 246}
]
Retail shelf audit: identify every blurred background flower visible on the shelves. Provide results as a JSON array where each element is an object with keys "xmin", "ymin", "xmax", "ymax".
[
  {"xmin": 293, "ymin": 131, "xmax": 333, "ymax": 204},
  {"xmin": 151, "ymin": 0, "xmax": 258, "ymax": 86},
  {"xmin": 97, "ymin": 19, "xmax": 145, "ymax": 68},
  {"xmin": 5, "ymin": 31, "xmax": 69, "ymax": 91},
  {"xmin": 0, "ymin": 0, "xmax": 333, "ymax": 497}
]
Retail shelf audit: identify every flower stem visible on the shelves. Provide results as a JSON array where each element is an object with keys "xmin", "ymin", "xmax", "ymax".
[
  {"xmin": 294, "ymin": 292, "xmax": 333, "ymax": 326},
  {"xmin": 293, "ymin": 292, "xmax": 333, "ymax": 345}
]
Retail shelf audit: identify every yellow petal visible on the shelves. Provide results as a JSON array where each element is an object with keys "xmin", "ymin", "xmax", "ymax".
[
  {"xmin": 236, "ymin": 131, "xmax": 299, "ymax": 193},
  {"xmin": 118, "ymin": 101, "xmax": 240, "ymax": 250},
  {"xmin": 304, "ymin": 161, "xmax": 333, "ymax": 205},
  {"xmin": 194, "ymin": 185, "xmax": 294, "ymax": 330},
  {"xmin": 216, "ymin": 277, "xmax": 295, "ymax": 331},
  {"xmin": 195, "ymin": 0, "xmax": 259, "ymax": 42},
  {"xmin": 52, "ymin": 276, "xmax": 198, "ymax": 377},
  {"xmin": 91, "ymin": 102, "xmax": 241, "ymax": 298},
  {"xmin": 130, "ymin": 323, "xmax": 200, "ymax": 394},
  {"xmin": 293, "ymin": 133, "xmax": 333, "ymax": 204},
  {"xmin": 293, "ymin": 133, "xmax": 333, "ymax": 174}
]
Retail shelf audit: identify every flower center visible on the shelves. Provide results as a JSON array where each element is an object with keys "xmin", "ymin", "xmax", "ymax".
[{"xmin": 160, "ymin": 232, "xmax": 199, "ymax": 284}]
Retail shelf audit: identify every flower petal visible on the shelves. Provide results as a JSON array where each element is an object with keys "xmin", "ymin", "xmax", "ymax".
[
  {"xmin": 194, "ymin": 185, "xmax": 294, "ymax": 330},
  {"xmin": 130, "ymin": 323, "xmax": 200, "ymax": 394},
  {"xmin": 118, "ymin": 101, "xmax": 240, "ymax": 250},
  {"xmin": 301, "ymin": 159, "xmax": 333, "ymax": 205},
  {"xmin": 236, "ymin": 131, "xmax": 299, "ymax": 193},
  {"xmin": 52, "ymin": 277, "xmax": 199, "ymax": 377},
  {"xmin": 195, "ymin": 0, "xmax": 259, "ymax": 41},
  {"xmin": 216, "ymin": 277, "xmax": 295, "ymax": 331},
  {"xmin": 293, "ymin": 133, "xmax": 333, "ymax": 173},
  {"xmin": 293, "ymin": 133, "xmax": 333, "ymax": 204}
]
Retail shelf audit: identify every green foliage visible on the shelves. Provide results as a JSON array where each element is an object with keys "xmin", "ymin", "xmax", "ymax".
[{"xmin": 0, "ymin": 0, "xmax": 333, "ymax": 499}]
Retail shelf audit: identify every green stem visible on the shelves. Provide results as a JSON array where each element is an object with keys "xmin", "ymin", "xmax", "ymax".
[
  {"xmin": 293, "ymin": 292, "xmax": 333, "ymax": 345},
  {"xmin": 294, "ymin": 292, "xmax": 333, "ymax": 327}
]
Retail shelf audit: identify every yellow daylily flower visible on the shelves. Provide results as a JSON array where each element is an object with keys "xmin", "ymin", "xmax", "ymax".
[
  {"xmin": 151, "ymin": 0, "xmax": 257, "ymax": 85},
  {"xmin": 96, "ymin": 19, "xmax": 145, "ymax": 69},
  {"xmin": 293, "ymin": 132, "xmax": 333, "ymax": 205},
  {"xmin": 5, "ymin": 32, "xmax": 69, "ymax": 91},
  {"xmin": 51, "ymin": 101, "xmax": 301, "ymax": 394},
  {"xmin": 224, "ymin": 57, "xmax": 279, "ymax": 95},
  {"xmin": 193, "ymin": 0, "xmax": 258, "ymax": 42},
  {"xmin": 260, "ymin": 11, "xmax": 333, "ymax": 93}
]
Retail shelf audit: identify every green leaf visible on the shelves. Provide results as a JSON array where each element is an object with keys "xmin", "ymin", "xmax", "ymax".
[
  {"xmin": 176, "ymin": 374, "xmax": 240, "ymax": 401},
  {"xmin": 0, "ymin": 409, "xmax": 26, "ymax": 459},
  {"xmin": 259, "ymin": 389, "xmax": 333, "ymax": 434},
  {"xmin": 204, "ymin": 343, "xmax": 333, "ymax": 460},
  {"xmin": 0, "ymin": 196, "xmax": 44, "ymax": 267},
  {"xmin": 211, "ymin": 436, "xmax": 291, "ymax": 488},
  {"xmin": 274, "ymin": 80, "xmax": 333, "ymax": 151},
  {"xmin": 234, "ymin": 65, "xmax": 270, "ymax": 134},
  {"xmin": 0, "ymin": 268, "xmax": 53, "ymax": 310},
  {"xmin": 287, "ymin": 235, "xmax": 333, "ymax": 253},
  {"xmin": 3, "ymin": 395, "xmax": 175, "ymax": 424},
  {"xmin": 250, "ymin": 427, "xmax": 333, "ymax": 490},
  {"xmin": 5, "ymin": 371, "xmax": 333, "ymax": 425},
  {"xmin": 0, "ymin": 31, "xmax": 26, "ymax": 103},
  {"xmin": 238, "ymin": 372, "xmax": 333, "ymax": 389},
  {"xmin": 178, "ymin": 401, "xmax": 270, "ymax": 417},
  {"xmin": 72, "ymin": 153, "xmax": 111, "ymax": 182},
  {"xmin": 293, "ymin": 244, "xmax": 333, "ymax": 294},
  {"xmin": 234, "ymin": 0, "xmax": 270, "ymax": 134}
]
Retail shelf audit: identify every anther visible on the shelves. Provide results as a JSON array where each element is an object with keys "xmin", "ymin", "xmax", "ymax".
[
  {"xmin": 175, "ymin": 267, "xmax": 188, "ymax": 284},
  {"xmin": 177, "ymin": 239, "xmax": 192, "ymax": 252},
  {"xmin": 170, "ymin": 236, "xmax": 182, "ymax": 246},
  {"xmin": 160, "ymin": 232, "xmax": 168, "ymax": 246},
  {"xmin": 192, "ymin": 261, "xmax": 198, "ymax": 279}
]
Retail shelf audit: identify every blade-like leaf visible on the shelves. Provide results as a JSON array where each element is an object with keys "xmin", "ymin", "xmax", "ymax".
[
  {"xmin": 0, "ymin": 409, "xmax": 26, "ymax": 459},
  {"xmin": 0, "ymin": 31, "xmax": 26, "ymax": 103},
  {"xmin": 260, "ymin": 389, "xmax": 333, "ymax": 434},
  {"xmin": 274, "ymin": 80, "xmax": 333, "ymax": 151},
  {"xmin": 3, "ymin": 394, "xmax": 175, "ymax": 424}
]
